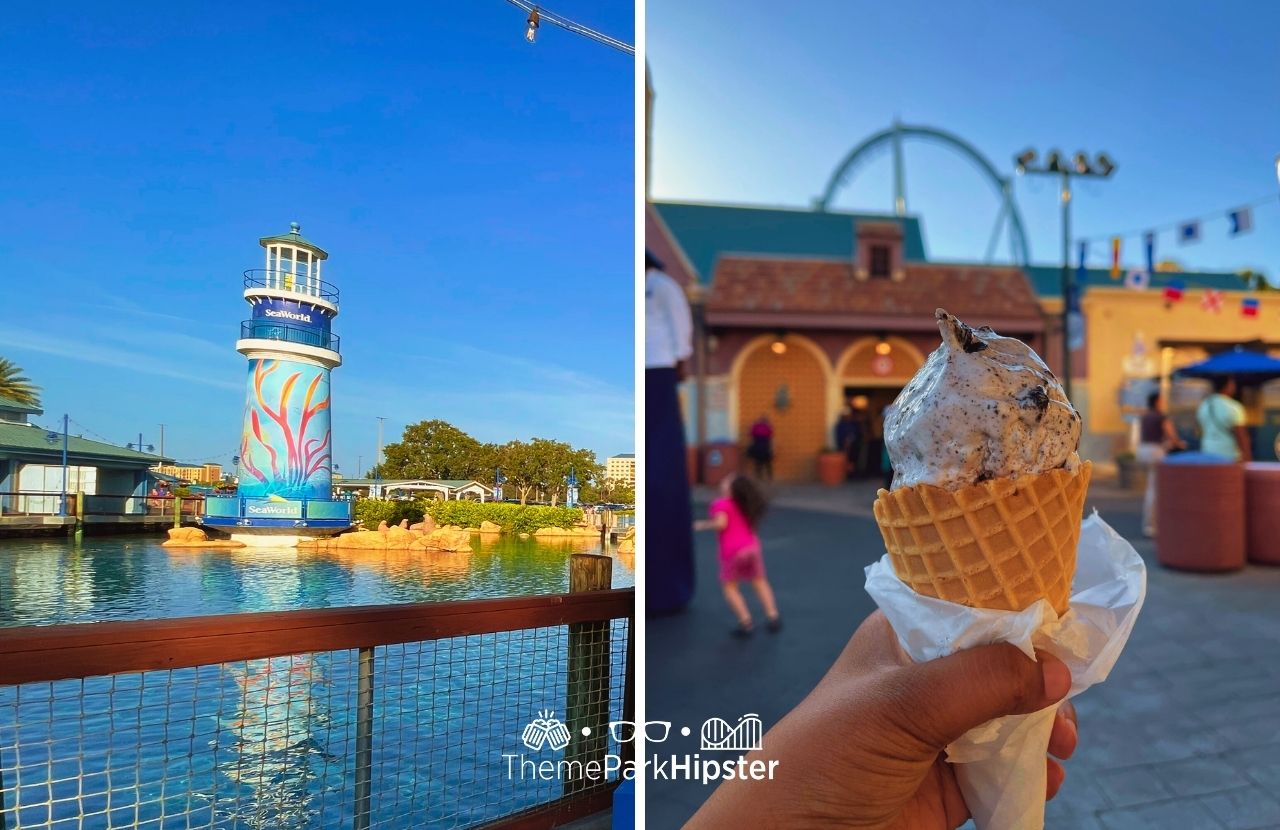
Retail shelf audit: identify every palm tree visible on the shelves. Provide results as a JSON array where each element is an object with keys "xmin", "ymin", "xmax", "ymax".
[{"xmin": 0, "ymin": 358, "xmax": 39, "ymax": 406}]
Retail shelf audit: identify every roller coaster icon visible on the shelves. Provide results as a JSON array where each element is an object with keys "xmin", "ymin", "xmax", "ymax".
[{"xmin": 699, "ymin": 714, "xmax": 763, "ymax": 752}]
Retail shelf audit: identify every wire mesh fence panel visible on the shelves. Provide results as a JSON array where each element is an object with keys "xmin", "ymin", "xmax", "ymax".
[
  {"xmin": 0, "ymin": 655, "xmax": 358, "ymax": 830},
  {"xmin": 0, "ymin": 616, "xmax": 631, "ymax": 830},
  {"xmin": 367, "ymin": 619, "xmax": 630, "ymax": 829}
]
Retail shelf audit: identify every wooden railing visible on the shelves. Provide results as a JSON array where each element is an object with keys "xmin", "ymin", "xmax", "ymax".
[{"xmin": 0, "ymin": 581, "xmax": 635, "ymax": 830}]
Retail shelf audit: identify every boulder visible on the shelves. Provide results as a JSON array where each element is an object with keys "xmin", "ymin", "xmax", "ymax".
[
  {"xmin": 479, "ymin": 520, "xmax": 502, "ymax": 534},
  {"xmin": 398, "ymin": 519, "xmax": 410, "ymax": 529},
  {"xmin": 162, "ymin": 527, "xmax": 245, "ymax": 548},
  {"xmin": 518, "ymin": 532, "xmax": 530, "ymax": 540},
  {"xmin": 385, "ymin": 525, "xmax": 416, "ymax": 549},
  {"xmin": 623, "ymin": 525, "xmax": 636, "ymax": 540},
  {"xmin": 423, "ymin": 528, "xmax": 472, "ymax": 552},
  {"xmin": 332, "ymin": 530, "xmax": 389, "ymax": 548},
  {"xmin": 409, "ymin": 515, "xmax": 438, "ymax": 534},
  {"xmin": 377, "ymin": 520, "xmax": 389, "ymax": 531},
  {"xmin": 168, "ymin": 527, "xmax": 206, "ymax": 542},
  {"xmin": 617, "ymin": 538, "xmax": 635, "ymax": 554}
]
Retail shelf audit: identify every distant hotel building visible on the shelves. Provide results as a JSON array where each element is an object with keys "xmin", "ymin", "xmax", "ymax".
[
  {"xmin": 606, "ymin": 453, "xmax": 635, "ymax": 484},
  {"xmin": 152, "ymin": 463, "xmax": 224, "ymax": 485}
]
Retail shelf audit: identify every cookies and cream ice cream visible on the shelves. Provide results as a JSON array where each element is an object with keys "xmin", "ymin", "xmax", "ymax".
[{"xmin": 884, "ymin": 309, "xmax": 1080, "ymax": 491}]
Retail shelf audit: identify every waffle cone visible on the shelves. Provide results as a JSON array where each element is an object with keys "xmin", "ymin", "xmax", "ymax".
[{"xmin": 873, "ymin": 462, "xmax": 1092, "ymax": 615}]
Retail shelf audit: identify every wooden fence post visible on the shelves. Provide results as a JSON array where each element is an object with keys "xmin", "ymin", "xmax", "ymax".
[{"xmin": 565, "ymin": 553, "xmax": 612, "ymax": 795}]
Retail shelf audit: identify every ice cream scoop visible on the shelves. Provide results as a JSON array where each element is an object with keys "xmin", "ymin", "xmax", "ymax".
[{"xmin": 884, "ymin": 309, "xmax": 1080, "ymax": 491}]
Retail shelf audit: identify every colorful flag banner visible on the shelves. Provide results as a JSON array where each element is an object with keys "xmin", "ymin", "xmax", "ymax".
[
  {"xmin": 1242, "ymin": 297, "xmax": 1260, "ymax": 317},
  {"xmin": 1144, "ymin": 231, "xmax": 1155, "ymax": 278},
  {"xmin": 1066, "ymin": 281, "xmax": 1084, "ymax": 350},
  {"xmin": 1163, "ymin": 280, "xmax": 1186, "ymax": 304},
  {"xmin": 1179, "ymin": 221, "xmax": 1201, "ymax": 243},
  {"xmin": 1228, "ymin": 207, "xmax": 1253, "ymax": 236},
  {"xmin": 1202, "ymin": 289, "xmax": 1224, "ymax": 313},
  {"xmin": 1124, "ymin": 269, "xmax": 1149, "ymax": 291},
  {"xmin": 1110, "ymin": 237, "xmax": 1121, "ymax": 279}
]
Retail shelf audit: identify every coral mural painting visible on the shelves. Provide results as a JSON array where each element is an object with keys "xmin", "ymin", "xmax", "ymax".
[{"xmin": 237, "ymin": 358, "xmax": 333, "ymax": 500}]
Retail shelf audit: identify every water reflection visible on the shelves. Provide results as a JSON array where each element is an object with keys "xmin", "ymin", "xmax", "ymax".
[
  {"xmin": 217, "ymin": 654, "xmax": 335, "ymax": 829},
  {"xmin": 0, "ymin": 533, "xmax": 632, "ymax": 627}
]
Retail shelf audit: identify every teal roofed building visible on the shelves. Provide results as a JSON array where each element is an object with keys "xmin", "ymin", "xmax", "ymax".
[{"xmin": 0, "ymin": 396, "xmax": 172, "ymax": 527}]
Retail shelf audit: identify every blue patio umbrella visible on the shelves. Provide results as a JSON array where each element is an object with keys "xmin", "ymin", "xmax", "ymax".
[{"xmin": 1174, "ymin": 346, "xmax": 1280, "ymax": 383}]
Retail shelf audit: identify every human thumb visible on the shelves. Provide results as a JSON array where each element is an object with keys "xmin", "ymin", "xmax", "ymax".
[{"xmin": 880, "ymin": 644, "xmax": 1071, "ymax": 757}]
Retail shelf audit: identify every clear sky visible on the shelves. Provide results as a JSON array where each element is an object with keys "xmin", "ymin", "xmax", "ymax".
[
  {"xmin": 649, "ymin": 0, "xmax": 1280, "ymax": 278},
  {"xmin": 0, "ymin": 0, "xmax": 634, "ymax": 472}
]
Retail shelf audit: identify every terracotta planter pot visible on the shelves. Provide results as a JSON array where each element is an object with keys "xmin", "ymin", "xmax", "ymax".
[{"xmin": 817, "ymin": 451, "xmax": 848, "ymax": 486}]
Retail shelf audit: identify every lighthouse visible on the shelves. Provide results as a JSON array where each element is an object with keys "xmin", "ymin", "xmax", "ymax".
[{"xmin": 203, "ymin": 223, "xmax": 355, "ymax": 545}]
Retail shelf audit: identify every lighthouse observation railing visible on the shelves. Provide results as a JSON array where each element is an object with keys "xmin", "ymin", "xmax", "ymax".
[
  {"xmin": 0, "ymin": 588, "xmax": 634, "ymax": 830},
  {"xmin": 240, "ymin": 320, "xmax": 341, "ymax": 353},
  {"xmin": 244, "ymin": 269, "xmax": 341, "ymax": 304}
]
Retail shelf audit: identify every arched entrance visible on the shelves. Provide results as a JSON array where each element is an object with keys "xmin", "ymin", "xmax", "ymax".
[
  {"xmin": 835, "ymin": 337, "xmax": 926, "ymax": 476},
  {"xmin": 733, "ymin": 335, "xmax": 832, "ymax": 481}
]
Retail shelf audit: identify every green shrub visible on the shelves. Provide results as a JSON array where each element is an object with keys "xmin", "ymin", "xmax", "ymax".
[
  {"xmin": 424, "ymin": 501, "xmax": 583, "ymax": 534},
  {"xmin": 355, "ymin": 499, "xmax": 582, "ymax": 533},
  {"xmin": 354, "ymin": 498, "xmax": 425, "ymax": 530}
]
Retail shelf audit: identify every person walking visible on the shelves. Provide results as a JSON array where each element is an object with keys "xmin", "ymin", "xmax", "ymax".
[
  {"xmin": 645, "ymin": 250, "xmax": 696, "ymax": 615},
  {"xmin": 835, "ymin": 407, "xmax": 862, "ymax": 480},
  {"xmin": 694, "ymin": 474, "xmax": 781, "ymax": 637},
  {"xmin": 1196, "ymin": 376, "xmax": 1250, "ymax": 461},
  {"xmin": 746, "ymin": 414, "xmax": 774, "ymax": 480},
  {"xmin": 1137, "ymin": 391, "xmax": 1186, "ymax": 537}
]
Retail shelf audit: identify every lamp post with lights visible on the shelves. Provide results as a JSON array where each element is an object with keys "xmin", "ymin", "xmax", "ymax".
[
  {"xmin": 1014, "ymin": 148, "xmax": 1116, "ymax": 404},
  {"xmin": 44, "ymin": 415, "xmax": 69, "ymax": 516}
]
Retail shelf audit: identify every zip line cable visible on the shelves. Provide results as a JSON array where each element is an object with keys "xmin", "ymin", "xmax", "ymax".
[{"xmin": 504, "ymin": 0, "xmax": 634, "ymax": 55}]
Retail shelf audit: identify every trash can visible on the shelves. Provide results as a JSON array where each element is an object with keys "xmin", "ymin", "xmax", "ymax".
[
  {"xmin": 1245, "ymin": 462, "xmax": 1280, "ymax": 564},
  {"xmin": 701, "ymin": 442, "xmax": 740, "ymax": 488},
  {"xmin": 1155, "ymin": 453, "xmax": 1245, "ymax": 572}
]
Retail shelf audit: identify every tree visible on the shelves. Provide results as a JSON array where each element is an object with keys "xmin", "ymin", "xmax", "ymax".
[
  {"xmin": 377, "ymin": 420, "xmax": 497, "ymax": 481},
  {"xmin": 540, "ymin": 442, "xmax": 601, "ymax": 507},
  {"xmin": 587, "ymin": 476, "xmax": 634, "ymax": 506},
  {"xmin": 0, "ymin": 358, "xmax": 39, "ymax": 406},
  {"xmin": 496, "ymin": 438, "xmax": 601, "ymax": 506},
  {"xmin": 496, "ymin": 439, "xmax": 541, "ymax": 505}
]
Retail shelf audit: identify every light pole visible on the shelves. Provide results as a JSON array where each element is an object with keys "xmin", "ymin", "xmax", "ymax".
[
  {"xmin": 374, "ymin": 417, "xmax": 385, "ymax": 499},
  {"xmin": 1014, "ymin": 148, "xmax": 1116, "ymax": 404},
  {"xmin": 44, "ymin": 415, "xmax": 69, "ymax": 516},
  {"xmin": 687, "ymin": 281, "xmax": 708, "ymax": 483}
]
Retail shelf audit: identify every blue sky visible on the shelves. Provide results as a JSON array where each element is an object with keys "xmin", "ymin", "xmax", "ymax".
[
  {"xmin": 649, "ymin": 0, "xmax": 1280, "ymax": 277},
  {"xmin": 0, "ymin": 0, "xmax": 634, "ymax": 472}
]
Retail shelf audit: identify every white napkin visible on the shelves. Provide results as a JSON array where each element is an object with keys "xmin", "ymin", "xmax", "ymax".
[{"xmin": 864, "ymin": 511, "xmax": 1147, "ymax": 830}]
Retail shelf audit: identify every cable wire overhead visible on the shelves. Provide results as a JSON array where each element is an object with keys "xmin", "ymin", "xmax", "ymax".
[{"xmin": 504, "ymin": 1, "xmax": 634, "ymax": 55}]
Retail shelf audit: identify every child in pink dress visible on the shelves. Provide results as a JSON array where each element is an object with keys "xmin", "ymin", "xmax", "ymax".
[{"xmin": 694, "ymin": 474, "xmax": 781, "ymax": 637}]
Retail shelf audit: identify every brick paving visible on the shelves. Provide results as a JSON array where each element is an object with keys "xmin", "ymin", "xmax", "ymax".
[{"xmin": 647, "ymin": 479, "xmax": 1280, "ymax": 829}]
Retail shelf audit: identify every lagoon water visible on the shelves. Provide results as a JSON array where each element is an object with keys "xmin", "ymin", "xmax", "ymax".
[
  {"xmin": 0, "ymin": 533, "xmax": 634, "ymax": 626},
  {"xmin": 0, "ymin": 534, "xmax": 634, "ymax": 829}
]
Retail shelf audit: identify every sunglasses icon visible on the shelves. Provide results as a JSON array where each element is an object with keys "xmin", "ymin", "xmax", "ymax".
[{"xmin": 608, "ymin": 720, "xmax": 672, "ymax": 743}]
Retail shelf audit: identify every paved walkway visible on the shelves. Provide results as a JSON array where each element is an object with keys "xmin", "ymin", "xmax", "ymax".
[{"xmin": 647, "ymin": 479, "xmax": 1280, "ymax": 830}]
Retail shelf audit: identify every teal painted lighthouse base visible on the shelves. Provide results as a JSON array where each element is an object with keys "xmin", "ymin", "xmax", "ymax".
[{"xmin": 201, "ymin": 494, "xmax": 355, "ymax": 547}]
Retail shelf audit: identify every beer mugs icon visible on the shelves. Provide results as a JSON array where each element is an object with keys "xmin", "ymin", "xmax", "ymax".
[{"xmin": 522, "ymin": 709, "xmax": 572, "ymax": 751}]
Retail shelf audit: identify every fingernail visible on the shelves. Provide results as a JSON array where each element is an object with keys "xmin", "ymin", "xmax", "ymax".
[{"xmin": 1041, "ymin": 654, "xmax": 1071, "ymax": 702}]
